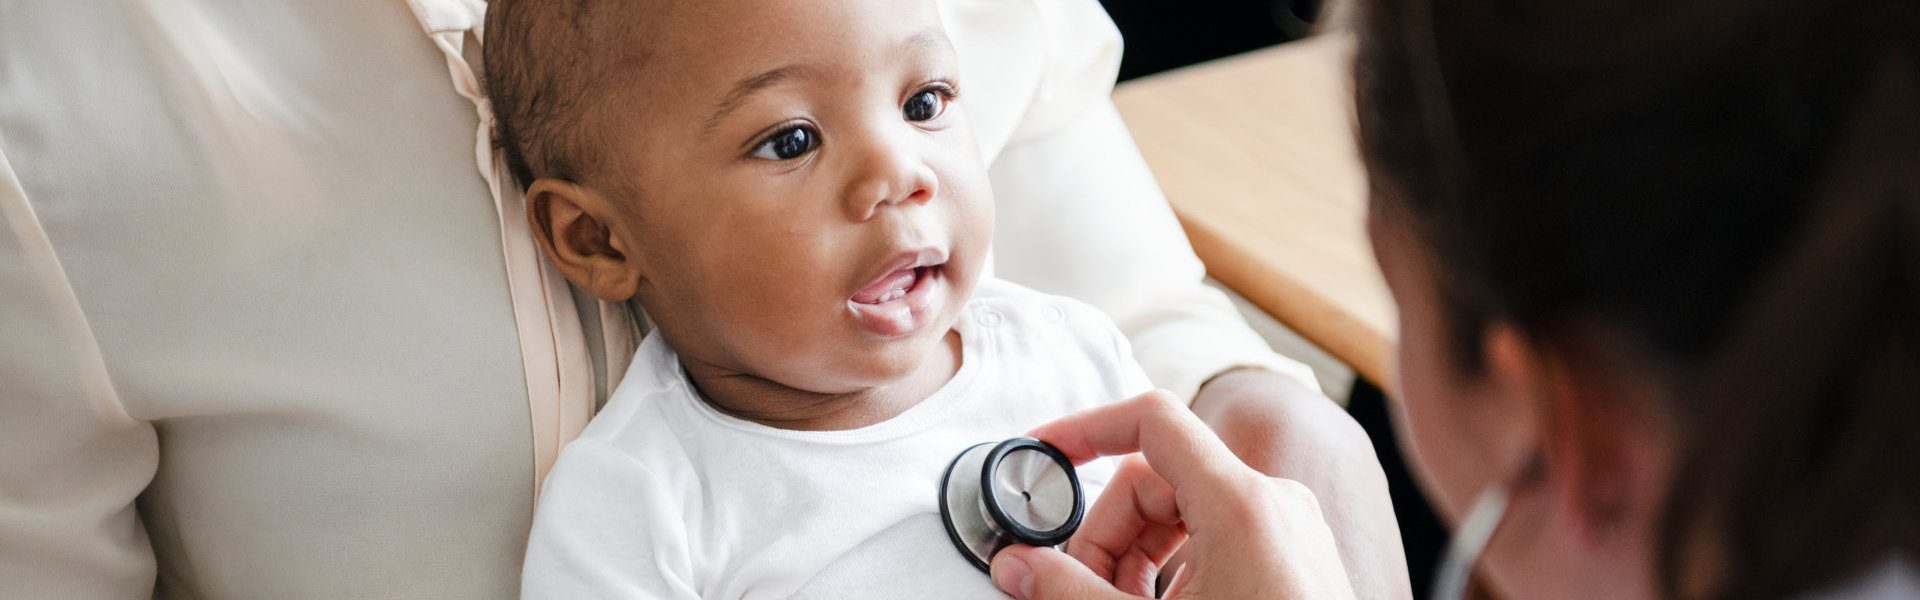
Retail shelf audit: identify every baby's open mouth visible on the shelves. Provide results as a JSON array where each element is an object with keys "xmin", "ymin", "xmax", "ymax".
[
  {"xmin": 851, "ymin": 265, "xmax": 939, "ymax": 305},
  {"xmin": 846, "ymin": 248, "xmax": 948, "ymax": 337}
]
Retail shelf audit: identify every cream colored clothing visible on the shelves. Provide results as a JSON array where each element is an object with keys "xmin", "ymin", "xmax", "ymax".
[{"xmin": 0, "ymin": 1, "xmax": 1314, "ymax": 599}]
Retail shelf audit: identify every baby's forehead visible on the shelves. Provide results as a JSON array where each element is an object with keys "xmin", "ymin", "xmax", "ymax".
[
  {"xmin": 613, "ymin": 0, "xmax": 950, "ymax": 78},
  {"xmin": 498, "ymin": 0, "xmax": 953, "ymax": 177},
  {"xmin": 583, "ymin": 0, "xmax": 953, "ymax": 121}
]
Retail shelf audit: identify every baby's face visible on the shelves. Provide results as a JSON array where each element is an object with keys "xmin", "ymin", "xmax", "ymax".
[{"xmin": 593, "ymin": 0, "xmax": 992, "ymax": 395}]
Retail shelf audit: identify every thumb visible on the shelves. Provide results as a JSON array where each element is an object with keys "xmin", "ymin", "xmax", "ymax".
[{"xmin": 990, "ymin": 545, "xmax": 1144, "ymax": 600}]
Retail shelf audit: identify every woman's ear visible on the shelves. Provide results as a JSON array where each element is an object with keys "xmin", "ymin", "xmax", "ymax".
[
  {"xmin": 1479, "ymin": 324, "xmax": 1552, "ymax": 480},
  {"xmin": 525, "ymin": 178, "xmax": 644, "ymax": 301},
  {"xmin": 1519, "ymin": 327, "xmax": 1676, "ymax": 550}
]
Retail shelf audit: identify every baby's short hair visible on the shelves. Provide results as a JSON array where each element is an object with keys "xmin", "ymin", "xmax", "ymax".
[{"xmin": 483, "ymin": 0, "xmax": 642, "ymax": 190}]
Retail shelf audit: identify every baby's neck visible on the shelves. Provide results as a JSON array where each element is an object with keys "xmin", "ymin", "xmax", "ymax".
[{"xmin": 681, "ymin": 330, "xmax": 962, "ymax": 431}]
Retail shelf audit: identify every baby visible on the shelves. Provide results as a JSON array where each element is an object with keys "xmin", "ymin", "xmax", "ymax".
[{"xmin": 492, "ymin": 0, "xmax": 1150, "ymax": 597}]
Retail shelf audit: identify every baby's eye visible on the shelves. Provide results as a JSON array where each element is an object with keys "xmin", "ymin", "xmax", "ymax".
[
  {"xmin": 903, "ymin": 89, "xmax": 947, "ymax": 122},
  {"xmin": 750, "ymin": 125, "xmax": 818, "ymax": 160}
]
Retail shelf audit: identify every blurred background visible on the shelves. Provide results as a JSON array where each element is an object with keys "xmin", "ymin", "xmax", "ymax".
[
  {"xmin": 1100, "ymin": 0, "xmax": 1324, "ymax": 81},
  {"xmin": 1096, "ymin": 2, "xmax": 1452, "ymax": 597}
]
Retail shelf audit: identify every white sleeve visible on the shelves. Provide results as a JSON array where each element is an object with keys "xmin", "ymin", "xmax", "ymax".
[
  {"xmin": 521, "ymin": 439, "xmax": 699, "ymax": 600},
  {"xmin": 1105, "ymin": 314, "xmax": 1158, "ymax": 400},
  {"xmin": 982, "ymin": 0, "xmax": 1321, "ymax": 401},
  {"xmin": 0, "ymin": 148, "xmax": 159, "ymax": 599}
]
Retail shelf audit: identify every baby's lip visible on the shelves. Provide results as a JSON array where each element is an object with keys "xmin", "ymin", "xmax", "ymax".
[
  {"xmin": 851, "ymin": 248, "xmax": 947, "ymax": 303},
  {"xmin": 845, "ymin": 247, "xmax": 949, "ymax": 338}
]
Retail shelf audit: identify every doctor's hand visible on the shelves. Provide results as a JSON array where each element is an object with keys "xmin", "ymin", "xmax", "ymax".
[{"xmin": 989, "ymin": 391, "xmax": 1357, "ymax": 600}]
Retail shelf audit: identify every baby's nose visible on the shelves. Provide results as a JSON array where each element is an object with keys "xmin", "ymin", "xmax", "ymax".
[{"xmin": 844, "ymin": 137, "xmax": 938, "ymax": 220}]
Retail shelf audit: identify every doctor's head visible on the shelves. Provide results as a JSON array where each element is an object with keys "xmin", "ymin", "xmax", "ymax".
[
  {"xmin": 482, "ymin": 0, "xmax": 993, "ymax": 404},
  {"xmin": 1354, "ymin": 0, "xmax": 1918, "ymax": 597}
]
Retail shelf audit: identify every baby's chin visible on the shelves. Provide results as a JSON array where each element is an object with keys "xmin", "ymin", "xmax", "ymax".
[
  {"xmin": 874, "ymin": 323, "xmax": 963, "ymax": 376},
  {"xmin": 805, "ymin": 317, "xmax": 963, "ymax": 393}
]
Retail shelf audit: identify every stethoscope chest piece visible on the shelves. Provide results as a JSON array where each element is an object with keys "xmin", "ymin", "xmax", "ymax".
[{"xmin": 939, "ymin": 437, "xmax": 1085, "ymax": 573}]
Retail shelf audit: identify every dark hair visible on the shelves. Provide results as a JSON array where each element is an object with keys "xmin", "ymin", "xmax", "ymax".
[
  {"xmin": 483, "ymin": 0, "xmax": 640, "ymax": 190},
  {"xmin": 1352, "ymin": 0, "xmax": 1918, "ymax": 597}
]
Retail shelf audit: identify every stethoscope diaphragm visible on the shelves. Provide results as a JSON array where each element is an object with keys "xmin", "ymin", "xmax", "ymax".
[{"xmin": 938, "ymin": 437, "xmax": 1086, "ymax": 573}]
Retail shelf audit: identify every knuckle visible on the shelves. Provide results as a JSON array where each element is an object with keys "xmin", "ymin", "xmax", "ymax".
[
  {"xmin": 1138, "ymin": 389, "xmax": 1184, "ymax": 414},
  {"xmin": 1268, "ymin": 476, "xmax": 1313, "ymax": 501},
  {"xmin": 1214, "ymin": 407, "xmax": 1283, "ymax": 459},
  {"xmin": 1204, "ymin": 479, "xmax": 1291, "ymax": 538},
  {"xmin": 1266, "ymin": 476, "xmax": 1326, "ymax": 518},
  {"xmin": 1137, "ymin": 391, "xmax": 1193, "ymax": 432},
  {"xmin": 1211, "ymin": 470, "xmax": 1281, "ymax": 523}
]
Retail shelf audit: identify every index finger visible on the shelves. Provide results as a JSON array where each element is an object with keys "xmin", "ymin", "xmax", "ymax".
[{"xmin": 1027, "ymin": 390, "xmax": 1249, "ymax": 498}]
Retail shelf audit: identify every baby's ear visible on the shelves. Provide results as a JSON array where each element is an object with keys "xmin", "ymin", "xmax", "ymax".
[{"xmin": 525, "ymin": 178, "xmax": 643, "ymax": 301}]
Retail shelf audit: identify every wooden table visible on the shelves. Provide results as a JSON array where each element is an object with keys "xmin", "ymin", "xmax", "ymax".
[{"xmin": 1113, "ymin": 33, "xmax": 1399, "ymax": 394}]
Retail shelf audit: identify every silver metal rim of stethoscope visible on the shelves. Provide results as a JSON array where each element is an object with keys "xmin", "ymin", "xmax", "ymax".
[{"xmin": 939, "ymin": 437, "xmax": 1086, "ymax": 573}]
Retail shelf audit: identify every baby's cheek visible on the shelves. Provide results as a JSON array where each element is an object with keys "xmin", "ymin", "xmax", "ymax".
[{"xmin": 950, "ymin": 192, "xmax": 995, "ymax": 258}]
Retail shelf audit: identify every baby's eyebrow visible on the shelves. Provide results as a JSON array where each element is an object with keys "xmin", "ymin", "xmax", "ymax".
[
  {"xmin": 701, "ymin": 29, "xmax": 950, "ymax": 137},
  {"xmin": 900, "ymin": 29, "xmax": 949, "ymax": 56},
  {"xmin": 704, "ymin": 64, "xmax": 823, "ymax": 136}
]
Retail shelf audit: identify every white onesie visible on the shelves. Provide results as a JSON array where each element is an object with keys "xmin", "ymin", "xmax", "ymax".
[{"xmin": 520, "ymin": 278, "xmax": 1152, "ymax": 599}]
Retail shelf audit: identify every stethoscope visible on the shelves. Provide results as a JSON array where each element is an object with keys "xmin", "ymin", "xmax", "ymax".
[{"xmin": 939, "ymin": 437, "xmax": 1086, "ymax": 572}]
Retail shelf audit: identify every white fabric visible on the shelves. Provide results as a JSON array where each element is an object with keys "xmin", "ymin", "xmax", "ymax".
[
  {"xmin": 521, "ymin": 279, "xmax": 1143, "ymax": 599},
  {"xmin": 1797, "ymin": 557, "xmax": 1920, "ymax": 600},
  {"xmin": 987, "ymin": 98, "xmax": 1321, "ymax": 400},
  {"xmin": 0, "ymin": 0, "xmax": 1316, "ymax": 598},
  {"xmin": 943, "ymin": 0, "xmax": 1319, "ymax": 402}
]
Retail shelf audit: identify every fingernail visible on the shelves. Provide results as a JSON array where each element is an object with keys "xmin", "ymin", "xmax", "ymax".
[{"xmin": 992, "ymin": 553, "xmax": 1034, "ymax": 600}]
